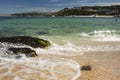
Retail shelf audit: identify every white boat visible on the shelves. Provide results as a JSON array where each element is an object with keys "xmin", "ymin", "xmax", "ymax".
[{"xmin": 52, "ymin": 15, "xmax": 55, "ymax": 17}]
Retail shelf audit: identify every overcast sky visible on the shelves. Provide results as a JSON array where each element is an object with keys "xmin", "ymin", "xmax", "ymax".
[{"xmin": 0, "ymin": 0, "xmax": 120, "ymax": 14}]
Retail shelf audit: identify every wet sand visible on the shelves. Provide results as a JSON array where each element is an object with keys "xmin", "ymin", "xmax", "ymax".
[{"xmin": 0, "ymin": 51, "xmax": 120, "ymax": 80}]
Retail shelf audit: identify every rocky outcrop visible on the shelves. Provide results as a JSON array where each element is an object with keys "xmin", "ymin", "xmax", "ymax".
[
  {"xmin": 0, "ymin": 36, "xmax": 51, "ymax": 58},
  {"xmin": 8, "ymin": 48, "xmax": 37, "ymax": 57},
  {"xmin": 0, "ymin": 36, "xmax": 51, "ymax": 48}
]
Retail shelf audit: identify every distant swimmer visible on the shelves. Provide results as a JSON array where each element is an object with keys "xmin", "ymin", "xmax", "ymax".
[
  {"xmin": 115, "ymin": 18, "xmax": 118, "ymax": 22},
  {"xmin": 114, "ymin": 15, "xmax": 118, "ymax": 22}
]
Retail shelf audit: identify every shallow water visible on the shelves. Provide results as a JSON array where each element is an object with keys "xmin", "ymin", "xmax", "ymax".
[{"xmin": 0, "ymin": 17, "xmax": 120, "ymax": 37}]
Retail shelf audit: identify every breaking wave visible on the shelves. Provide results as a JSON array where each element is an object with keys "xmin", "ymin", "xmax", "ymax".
[{"xmin": 79, "ymin": 30, "xmax": 120, "ymax": 41}]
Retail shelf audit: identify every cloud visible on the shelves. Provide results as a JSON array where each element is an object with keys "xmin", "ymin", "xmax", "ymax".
[
  {"xmin": 50, "ymin": 0, "xmax": 64, "ymax": 2},
  {"xmin": 78, "ymin": 0, "xmax": 89, "ymax": 3},
  {"xmin": 92, "ymin": 2, "xmax": 120, "ymax": 6},
  {"xmin": 55, "ymin": 1, "xmax": 120, "ymax": 7},
  {"xmin": 55, "ymin": 0, "xmax": 88, "ymax": 6}
]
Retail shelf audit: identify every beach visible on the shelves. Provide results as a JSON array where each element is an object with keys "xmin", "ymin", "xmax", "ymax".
[
  {"xmin": 0, "ymin": 50, "xmax": 120, "ymax": 80},
  {"xmin": 70, "ymin": 51, "xmax": 120, "ymax": 80},
  {"xmin": 35, "ymin": 50, "xmax": 120, "ymax": 80},
  {"xmin": 0, "ymin": 17, "xmax": 120, "ymax": 80}
]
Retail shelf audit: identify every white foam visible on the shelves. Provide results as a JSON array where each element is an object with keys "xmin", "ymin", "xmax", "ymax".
[
  {"xmin": 1, "ymin": 39, "xmax": 120, "ymax": 57},
  {"xmin": 0, "ymin": 42, "xmax": 33, "ymax": 58},
  {"xmin": 79, "ymin": 33, "xmax": 89, "ymax": 37},
  {"xmin": 14, "ymin": 76, "xmax": 23, "ymax": 80},
  {"xmin": 0, "ymin": 57, "xmax": 81, "ymax": 80},
  {"xmin": 93, "ymin": 35, "xmax": 120, "ymax": 41},
  {"xmin": 35, "ymin": 42, "xmax": 84, "ymax": 56},
  {"xmin": 77, "ymin": 30, "xmax": 120, "ymax": 42},
  {"xmin": 91, "ymin": 30, "xmax": 120, "ymax": 41}
]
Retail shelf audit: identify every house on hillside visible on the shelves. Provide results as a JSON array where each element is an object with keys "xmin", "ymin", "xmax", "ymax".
[{"xmin": 98, "ymin": 9, "xmax": 117, "ymax": 15}]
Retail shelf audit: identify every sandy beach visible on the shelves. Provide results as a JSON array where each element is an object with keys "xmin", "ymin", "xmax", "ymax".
[
  {"xmin": 41, "ymin": 51, "xmax": 120, "ymax": 80},
  {"xmin": 69, "ymin": 51, "xmax": 120, "ymax": 80},
  {"xmin": 29, "ymin": 51, "xmax": 120, "ymax": 80},
  {"xmin": 0, "ymin": 51, "xmax": 120, "ymax": 80}
]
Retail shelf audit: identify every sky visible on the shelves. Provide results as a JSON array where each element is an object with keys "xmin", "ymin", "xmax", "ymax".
[{"xmin": 0, "ymin": 0, "xmax": 120, "ymax": 14}]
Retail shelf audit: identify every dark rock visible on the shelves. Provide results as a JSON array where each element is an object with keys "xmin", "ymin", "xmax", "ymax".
[
  {"xmin": 43, "ymin": 28, "xmax": 50, "ymax": 30},
  {"xmin": 81, "ymin": 65, "xmax": 91, "ymax": 71},
  {"xmin": 0, "ymin": 36, "xmax": 51, "ymax": 48},
  {"xmin": 88, "ymin": 33, "xmax": 94, "ymax": 35},
  {"xmin": 37, "ymin": 31, "xmax": 48, "ymax": 35},
  {"xmin": 8, "ymin": 48, "xmax": 37, "ymax": 57}
]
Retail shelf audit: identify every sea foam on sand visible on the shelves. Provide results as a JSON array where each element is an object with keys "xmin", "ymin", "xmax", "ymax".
[{"xmin": 0, "ymin": 56, "xmax": 81, "ymax": 80}]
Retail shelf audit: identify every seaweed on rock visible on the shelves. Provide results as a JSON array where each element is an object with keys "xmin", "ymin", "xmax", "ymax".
[{"xmin": 0, "ymin": 36, "xmax": 51, "ymax": 48}]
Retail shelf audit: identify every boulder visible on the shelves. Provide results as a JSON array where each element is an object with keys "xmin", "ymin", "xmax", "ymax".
[
  {"xmin": 0, "ymin": 36, "xmax": 51, "ymax": 48},
  {"xmin": 8, "ymin": 48, "xmax": 37, "ymax": 57}
]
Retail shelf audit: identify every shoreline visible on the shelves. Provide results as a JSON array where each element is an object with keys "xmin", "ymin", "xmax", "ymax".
[{"xmin": 0, "ymin": 14, "xmax": 115, "ymax": 18}]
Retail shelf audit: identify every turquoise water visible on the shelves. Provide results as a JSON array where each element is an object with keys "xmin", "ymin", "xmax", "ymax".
[
  {"xmin": 0, "ymin": 16, "xmax": 120, "ymax": 55},
  {"xmin": 0, "ymin": 17, "xmax": 120, "ymax": 37}
]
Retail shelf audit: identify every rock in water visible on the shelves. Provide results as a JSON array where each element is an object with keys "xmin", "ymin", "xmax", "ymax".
[
  {"xmin": 8, "ymin": 48, "xmax": 37, "ymax": 57},
  {"xmin": 37, "ymin": 31, "xmax": 49, "ymax": 35},
  {"xmin": 0, "ymin": 36, "xmax": 51, "ymax": 48}
]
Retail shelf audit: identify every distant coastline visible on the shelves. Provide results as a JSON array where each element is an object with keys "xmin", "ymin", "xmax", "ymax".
[
  {"xmin": 0, "ymin": 14, "xmax": 115, "ymax": 18},
  {"xmin": 0, "ymin": 14, "xmax": 12, "ymax": 17},
  {"xmin": 0, "ymin": 5, "xmax": 120, "ymax": 18},
  {"xmin": 5, "ymin": 5, "xmax": 118, "ymax": 17}
]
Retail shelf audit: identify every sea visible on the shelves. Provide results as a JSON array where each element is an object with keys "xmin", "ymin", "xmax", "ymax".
[{"xmin": 0, "ymin": 16, "xmax": 120, "ymax": 80}]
